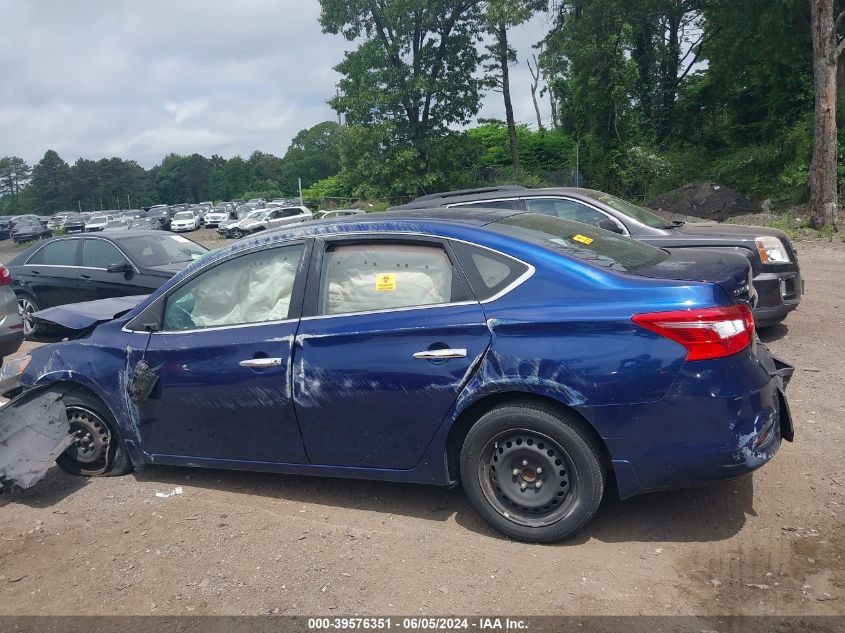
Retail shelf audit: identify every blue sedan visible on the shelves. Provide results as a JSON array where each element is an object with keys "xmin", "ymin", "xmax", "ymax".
[{"xmin": 4, "ymin": 208, "xmax": 793, "ymax": 542}]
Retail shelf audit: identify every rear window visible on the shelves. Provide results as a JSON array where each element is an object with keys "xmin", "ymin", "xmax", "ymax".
[{"xmin": 492, "ymin": 213, "xmax": 667, "ymax": 272}]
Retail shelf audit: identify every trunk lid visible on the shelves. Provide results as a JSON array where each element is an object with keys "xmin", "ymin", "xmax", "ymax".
[{"xmin": 635, "ymin": 248, "xmax": 756, "ymax": 307}]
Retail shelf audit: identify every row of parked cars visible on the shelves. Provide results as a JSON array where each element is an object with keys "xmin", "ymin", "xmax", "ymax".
[{"xmin": 0, "ymin": 185, "xmax": 802, "ymax": 544}]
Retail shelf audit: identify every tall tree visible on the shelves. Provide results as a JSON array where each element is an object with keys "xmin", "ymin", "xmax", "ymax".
[
  {"xmin": 280, "ymin": 121, "xmax": 342, "ymax": 193},
  {"xmin": 321, "ymin": 0, "xmax": 486, "ymax": 186},
  {"xmin": 809, "ymin": 0, "xmax": 844, "ymax": 229},
  {"xmin": 0, "ymin": 156, "xmax": 32, "ymax": 199},
  {"xmin": 29, "ymin": 150, "xmax": 70, "ymax": 212}
]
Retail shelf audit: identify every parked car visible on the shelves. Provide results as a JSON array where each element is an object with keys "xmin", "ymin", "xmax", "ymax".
[
  {"xmin": 170, "ymin": 211, "xmax": 200, "ymax": 232},
  {"xmin": 394, "ymin": 186, "xmax": 804, "ymax": 327},
  {"xmin": 142, "ymin": 207, "xmax": 170, "ymax": 229},
  {"xmin": 0, "ymin": 219, "xmax": 11, "ymax": 241},
  {"xmin": 217, "ymin": 207, "xmax": 312, "ymax": 239},
  {"xmin": 129, "ymin": 218, "xmax": 161, "ymax": 230},
  {"xmin": 48, "ymin": 213, "xmax": 70, "ymax": 231},
  {"xmin": 85, "ymin": 214, "xmax": 114, "ymax": 232},
  {"xmin": 204, "ymin": 206, "xmax": 232, "ymax": 228},
  {"xmin": 0, "ymin": 209, "xmax": 793, "ymax": 541},
  {"xmin": 0, "ymin": 264, "xmax": 24, "ymax": 364},
  {"xmin": 314, "ymin": 209, "xmax": 365, "ymax": 220},
  {"xmin": 62, "ymin": 213, "xmax": 91, "ymax": 234},
  {"xmin": 7, "ymin": 231, "xmax": 208, "ymax": 337},
  {"xmin": 102, "ymin": 218, "xmax": 131, "ymax": 232},
  {"xmin": 247, "ymin": 197, "xmax": 266, "ymax": 208},
  {"xmin": 11, "ymin": 220, "xmax": 52, "ymax": 244}
]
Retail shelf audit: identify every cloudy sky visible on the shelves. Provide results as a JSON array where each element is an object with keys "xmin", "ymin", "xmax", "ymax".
[{"xmin": 0, "ymin": 1, "xmax": 553, "ymax": 168}]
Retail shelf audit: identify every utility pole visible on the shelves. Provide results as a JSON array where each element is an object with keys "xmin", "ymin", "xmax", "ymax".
[
  {"xmin": 77, "ymin": 200, "xmax": 82, "ymax": 212},
  {"xmin": 298, "ymin": 177, "xmax": 303, "ymax": 206},
  {"xmin": 575, "ymin": 144, "xmax": 580, "ymax": 187}
]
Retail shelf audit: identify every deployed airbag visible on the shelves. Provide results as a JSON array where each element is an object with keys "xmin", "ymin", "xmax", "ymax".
[{"xmin": 0, "ymin": 388, "xmax": 73, "ymax": 490}]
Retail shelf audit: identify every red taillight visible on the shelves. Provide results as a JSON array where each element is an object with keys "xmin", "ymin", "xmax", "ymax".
[
  {"xmin": 632, "ymin": 305, "xmax": 754, "ymax": 361},
  {"xmin": 0, "ymin": 265, "xmax": 11, "ymax": 286}
]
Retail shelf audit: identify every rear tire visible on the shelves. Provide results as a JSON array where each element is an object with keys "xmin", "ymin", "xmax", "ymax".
[
  {"xmin": 460, "ymin": 401, "xmax": 605, "ymax": 543},
  {"xmin": 56, "ymin": 390, "xmax": 132, "ymax": 477},
  {"xmin": 16, "ymin": 294, "xmax": 40, "ymax": 339}
]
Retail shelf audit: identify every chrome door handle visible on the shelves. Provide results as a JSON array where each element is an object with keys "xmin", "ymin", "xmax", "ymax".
[
  {"xmin": 239, "ymin": 357, "xmax": 283, "ymax": 368},
  {"xmin": 412, "ymin": 348, "xmax": 467, "ymax": 360}
]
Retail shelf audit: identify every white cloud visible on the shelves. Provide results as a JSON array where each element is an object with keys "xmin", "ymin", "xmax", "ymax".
[{"xmin": 0, "ymin": 1, "xmax": 551, "ymax": 168}]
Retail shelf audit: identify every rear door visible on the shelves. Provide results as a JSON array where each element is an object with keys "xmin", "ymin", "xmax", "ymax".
[
  {"xmin": 292, "ymin": 236, "xmax": 491, "ymax": 469},
  {"xmin": 18, "ymin": 239, "xmax": 82, "ymax": 308}
]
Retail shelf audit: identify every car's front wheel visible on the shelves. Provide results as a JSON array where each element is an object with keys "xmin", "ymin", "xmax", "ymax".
[
  {"xmin": 16, "ymin": 294, "xmax": 40, "ymax": 339},
  {"xmin": 460, "ymin": 401, "xmax": 605, "ymax": 543},
  {"xmin": 229, "ymin": 228, "xmax": 244, "ymax": 239},
  {"xmin": 56, "ymin": 390, "xmax": 132, "ymax": 477}
]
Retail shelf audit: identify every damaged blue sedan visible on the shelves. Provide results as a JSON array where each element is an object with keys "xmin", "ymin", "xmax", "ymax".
[{"xmin": 0, "ymin": 209, "xmax": 794, "ymax": 542}]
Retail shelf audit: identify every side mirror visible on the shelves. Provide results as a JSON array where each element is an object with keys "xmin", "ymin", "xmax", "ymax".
[
  {"xmin": 106, "ymin": 261, "xmax": 132, "ymax": 273},
  {"xmin": 598, "ymin": 218, "xmax": 624, "ymax": 234}
]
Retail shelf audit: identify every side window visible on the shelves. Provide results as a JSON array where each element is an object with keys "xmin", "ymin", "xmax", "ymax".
[
  {"xmin": 26, "ymin": 240, "xmax": 78, "ymax": 266},
  {"xmin": 525, "ymin": 198, "xmax": 609, "ymax": 227},
  {"xmin": 318, "ymin": 242, "xmax": 465, "ymax": 316},
  {"xmin": 280, "ymin": 208, "xmax": 301, "ymax": 217},
  {"xmin": 82, "ymin": 240, "xmax": 126, "ymax": 268},
  {"xmin": 451, "ymin": 242, "xmax": 529, "ymax": 301},
  {"xmin": 162, "ymin": 244, "xmax": 304, "ymax": 331},
  {"xmin": 449, "ymin": 199, "xmax": 519, "ymax": 210}
]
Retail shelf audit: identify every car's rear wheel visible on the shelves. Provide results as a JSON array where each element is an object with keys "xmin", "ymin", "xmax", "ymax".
[
  {"xmin": 460, "ymin": 401, "xmax": 605, "ymax": 543},
  {"xmin": 16, "ymin": 294, "xmax": 39, "ymax": 338},
  {"xmin": 56, "ymin": 391, "xmax": 132, "ymax": 477}
]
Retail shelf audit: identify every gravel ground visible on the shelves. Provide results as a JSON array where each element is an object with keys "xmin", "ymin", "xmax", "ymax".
[{"xmin": 0, "ymin": 234, "xmax": 842, "ymax": 616}]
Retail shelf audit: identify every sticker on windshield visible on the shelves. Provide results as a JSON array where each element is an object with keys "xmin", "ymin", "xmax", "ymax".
[
  {"xmin": 572, "ymin": 234, "xmax": 594, "ymax": 245},
  {"xmin": 171, "ymin": 236, "xmax": 190, "ymax": 243},
  {"xmin": 376, "ymin": 273, "xmax": 397, "ymax": 291}
]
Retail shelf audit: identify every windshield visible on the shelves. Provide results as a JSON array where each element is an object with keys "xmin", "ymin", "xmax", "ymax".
[
  {"xmin": 174, "ymin": 212, "xmax": 193, "ymax": 219},
  {"xmin": 580, "ymin": 191, "xmax": 673, "ymax": 229},
  {"xmin": 492, "ymin": 213, "xmax": 668, "ymax": 272},
  {"xmin": 119, "ymin": 234, "xmax": 208, "ymax": 267}
]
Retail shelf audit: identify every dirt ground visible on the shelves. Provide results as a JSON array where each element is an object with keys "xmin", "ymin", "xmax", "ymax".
[{"xmin": 0, "ymin": 233, "xmax": 843, "ymax": 617}]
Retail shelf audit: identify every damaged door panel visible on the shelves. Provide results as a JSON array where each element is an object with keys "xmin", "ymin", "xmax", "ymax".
[{"xmin": 0, "ymin": 387, "xmax": 73, "ymax": 489}]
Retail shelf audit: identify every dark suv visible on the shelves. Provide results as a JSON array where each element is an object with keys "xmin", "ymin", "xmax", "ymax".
[{"xmin": 393, "ymin": 186, "xmax": 803, "ymax": 326}]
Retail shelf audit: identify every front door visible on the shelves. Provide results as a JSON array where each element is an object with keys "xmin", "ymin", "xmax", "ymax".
[
  {"xmin": 131, "ymin": 242, "xmax": 309, "ymax": 463},
  {"xmin": 293, "ymin": 238, "xmax": 491, "ymax": 469}
]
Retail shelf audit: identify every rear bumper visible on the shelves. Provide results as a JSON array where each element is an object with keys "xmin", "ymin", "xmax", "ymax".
[
  {"xmin": 591, "ymin": 344, "xmax": 793, "ymax": 498},
  {"xmin": 752, "ymin": 268, "xmax": 803, "ymax": 327}
]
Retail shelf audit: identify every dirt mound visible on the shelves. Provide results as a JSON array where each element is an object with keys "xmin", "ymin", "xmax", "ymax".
[{"xmin": 649, "ymin": 181, "xmax": 754, "ymax": 221}]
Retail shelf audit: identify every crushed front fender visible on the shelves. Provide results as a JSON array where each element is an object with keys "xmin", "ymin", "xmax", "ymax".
[{"xmin": 0, "ymin": 387, "xmax": 72, "ymax": 490}]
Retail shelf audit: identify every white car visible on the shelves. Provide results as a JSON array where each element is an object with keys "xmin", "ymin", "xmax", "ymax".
[
  {"xmin": 85, "ymin": 214, "xmax": 114, "ymax": 232},
  {"xmin": 170, "ymin": 211, "xmax": 199, "ymax": 232},
  {"xmin": 204, "ymin": 207, "xmax": 231, "ymax": 228}
]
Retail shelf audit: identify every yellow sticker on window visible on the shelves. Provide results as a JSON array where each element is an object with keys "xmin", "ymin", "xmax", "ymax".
[
  {"xmin": 572, "ymin": 234, "xmax": 594, "ymax": 245},
  {"xmin": 375, "ymin": 273, "xmax": 397, "ymax": 291}
]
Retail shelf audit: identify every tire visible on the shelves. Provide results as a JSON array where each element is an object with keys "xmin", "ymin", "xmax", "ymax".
[
  {"xmin": 460, "ymin": 401, "xmax": 605, "ymax": 543},
  {"xmin": 229, "ymin": 228, "xmax": 244, "ymax": 239},
  {"xmin": 16, "ymin": 294, "xmax": 40, "ymax": 339},
  {"xmin": 56, "ymin": 390, "xmax": 132, "ymax": 477}
]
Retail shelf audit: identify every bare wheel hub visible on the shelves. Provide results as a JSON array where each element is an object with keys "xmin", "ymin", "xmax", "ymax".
[
  {"xmin": 480, "ymin": 430, "xmax": 576, "ymax": 527},
  {"xmin": 65, "ymin": 407, "xmax": 111, "ymax": 471}
]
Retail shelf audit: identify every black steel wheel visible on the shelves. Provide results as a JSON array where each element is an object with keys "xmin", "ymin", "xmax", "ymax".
[
  {"xmin": 56, "ymin": 391, "xmax": 132, "ymax": 477},
  {"xmin": 460, "ymin": 401, "xmax": 605, "ymax": 543}
]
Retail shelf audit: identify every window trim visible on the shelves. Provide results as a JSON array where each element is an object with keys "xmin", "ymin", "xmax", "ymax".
[
  {"xmin": 445, "ymin": 198, "xmax": 524, "ymax": 211},
  {"xmin": 521, "ymin": 196, "xmax": 630, "ymax": 235}
]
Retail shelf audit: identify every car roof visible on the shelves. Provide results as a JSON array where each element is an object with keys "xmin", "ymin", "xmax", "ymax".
[{"xmin": 393, "ymin": 186, "xmax": 609, "ymax": 209}]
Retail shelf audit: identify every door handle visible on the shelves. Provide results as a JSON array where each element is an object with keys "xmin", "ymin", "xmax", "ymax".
[
  {"xmin": 80, "ymin": 274, "xmax": 92, "ymax": 280},
  {"xmin": 239, "ymin": 357, "xmax": 283, "ymax": 368},
  {"xmin": 412, "ymin": 348, "xmax": 467, "ymax": 360}
]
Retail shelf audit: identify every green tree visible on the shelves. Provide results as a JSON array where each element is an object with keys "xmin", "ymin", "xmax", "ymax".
[
  {"xmin": 321, "ymin": 0, "xmax": 486, "ymax": 185},
  {"xmin": 29, "ymin": 150, "xmax": 71, "ymax": 212},
  {"xmin": 280, "ymin": 121, "xmax": 342, "ymax": 192},
  {"xmin": 0, "ymin": 156, "xmax": 32, "ymax": 213}
]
